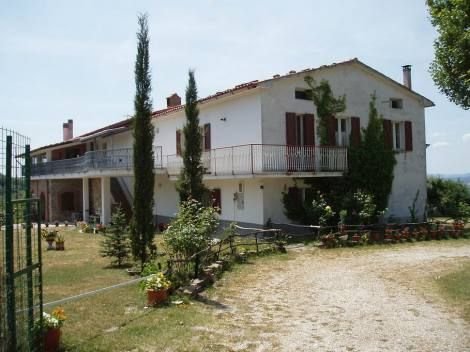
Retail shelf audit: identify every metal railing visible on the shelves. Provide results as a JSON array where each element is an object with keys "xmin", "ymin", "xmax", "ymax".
[
  {"xmin": 166, "ymin": 144, "xmax": 348, "ymax": 176},
  {"xmin": 31, "ymin": 146, "xmax": 163, "ymax": 176}
]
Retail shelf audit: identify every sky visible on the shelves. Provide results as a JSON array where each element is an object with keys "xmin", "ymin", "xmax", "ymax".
[{"xmin": 0, "ymin": 0, "xmax": 468, "ymax": 174}]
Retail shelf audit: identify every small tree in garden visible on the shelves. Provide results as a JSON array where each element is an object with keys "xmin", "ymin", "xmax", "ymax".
[
  {"xmin": 101, "ymin": 207, "xmax": 131, "ymax": 267},
  {"xmin": 304, "ymin": 76, "xmax": 346, "ymax": 145},
  {"xmin": 341, "ymin": 191, "xmax": 385, "ymax": 225},
  {"xmin": 163, "ymin": 199, "xmax": 218, "ymax": 260},
  {"xmin": 131, "ymin": 14, "xmax": 155, "ymax": 267},
  {"xmin": 347, "ymin": 94, "xmax": 396, "ymax": 212},
  {"xmin": 177, "ymin": 70, "xmax": 209, "ymax": 203}
]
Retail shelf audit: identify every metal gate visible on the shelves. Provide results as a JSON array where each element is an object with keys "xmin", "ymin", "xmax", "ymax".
[{"xmin": 1, "ymin": 128, "xmax": 43, "ymax": 351}]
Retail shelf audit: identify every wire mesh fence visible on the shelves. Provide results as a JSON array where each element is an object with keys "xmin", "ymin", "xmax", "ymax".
[{"xmin": 1, "ymin": 127, "xmax": 42, "ymax": 352}]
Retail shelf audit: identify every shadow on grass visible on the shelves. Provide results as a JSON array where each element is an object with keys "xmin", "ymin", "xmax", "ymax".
[{"xmin": 194, "ymin": 295, "xmax": 230, "ymax": 311}]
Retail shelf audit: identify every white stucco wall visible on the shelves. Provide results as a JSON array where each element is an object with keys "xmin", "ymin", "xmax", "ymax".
[
  {"xmin": 204, "ymin": 178, "xmax": 264, "ymax": 225},
  {"xmin": 259, "ymin": 63, "xmax": 429, "ymax": 219},
  {"xmin": 153, "ymin": 90, "xmax": 263, "ymax": 157}
]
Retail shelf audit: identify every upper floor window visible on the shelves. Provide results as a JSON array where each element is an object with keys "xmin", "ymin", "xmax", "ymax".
[
  {"xmin": 176, "ymin": 123, "xmax": 211, "ymax": 156},
  {"xmin": 335, "ymin": 117, "xmax": 350, "ymax": 146},
  {"xmin": 393, "ymin": 121, "xmax": 405, "ymax": 151},
  {"xmin": 390, "ymin": 98, "xmax": 403, "ymax": 109},
  {"xmin": 295, "ymin": 89, "xmax": 313, "ymax": 101}
]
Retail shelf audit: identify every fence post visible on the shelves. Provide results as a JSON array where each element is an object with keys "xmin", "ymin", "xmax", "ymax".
[
  {"xmin": 24, "ymin": 145, "xmax": 35, "ymax": 347},
  {"xmin": 194, "ymin": 254, "xmax": 200, "ymax": 279},
  {"xmin": 229, "ymin": 236, "xmax": 234, "ymax": 255},
  {"xmin": 255, "ymin": 233, "xmax": 259, "ymax": 254},
  {"xmin": 5, "ymin": 135, "xmax": 16, "ymax": 351}
]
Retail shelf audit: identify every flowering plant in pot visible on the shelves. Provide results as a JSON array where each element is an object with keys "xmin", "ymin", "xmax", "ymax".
[
  {"xmin": 55, "ymin": 234, "xmax": 65, "ymax": 251},
  {"xmin": 36, "ymin": 307, "xmax": 66, "ymax": 352},
  {"xmin": 42, "ymin": 229, "xmax": 58, "ymax": 250},
  {"xmin": 140, "ymin": 272, "xmax": 171, "ymax": 306}
]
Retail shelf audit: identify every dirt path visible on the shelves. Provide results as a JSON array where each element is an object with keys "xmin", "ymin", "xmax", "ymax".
[{"xmin": 197, "ymin": 242, "xmax": 470, "ymax": 352}]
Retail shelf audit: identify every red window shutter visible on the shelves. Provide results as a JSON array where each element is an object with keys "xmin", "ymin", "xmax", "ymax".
[
  {"xmin": 383, "ymin": 119, "xmax": 393, "ymax": 149},
  {"xmin": 350, "ymin": 117, "xmax": 361, "ymax": 147},
  {"xmin": 405, "ymin": 121, "xmax": 413, "ymax": 151},
  {"xmin": 327, "ymin": 116, "xmax": 337, "ymax": 146},
  {"xmin": 176, "ymin": 130, "xmax": 181, "ymax": 156},
  {"xmin": 303, "ymin": 114, "xmax": 315, "ymax": 146},
  {"xmin": 204, "ymin": 123, "xmax": 211, "ymax": 151},
  {"xmin": 286, "ymin": 112, "xmax": 297, "ymax": 145},
  {"xmin": 211, "ymin": 188, "xmax": 221, "ymax": 213}
]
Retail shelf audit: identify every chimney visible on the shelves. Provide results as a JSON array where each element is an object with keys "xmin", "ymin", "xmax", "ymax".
[
  {"xmin": 166, "ymin": 93, "xmax": 181, "ymax": 108},
  {"xmin": 67, "ymin": 119, "xmax": 73, "ymax": 139},
  {"xmin": 402, "ymin": 65, "xmax": 412, "ymax": 89},
  {"xmin": 62, "ymin": 119, "xmax": 73, "ymax": 141}
]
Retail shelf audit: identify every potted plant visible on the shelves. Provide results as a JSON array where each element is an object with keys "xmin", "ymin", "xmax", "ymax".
[
  {"xmin": 37, "ymin": 307, "xmax": 66, "ymax": 352},
  {"xmin": 42, "ymin": 229, "xmax": 58, "ymax": 250},
  {"xmin": 140, "ymin": 272, "xmax": 171, "ymax": 306},
  {"xmin": 55, "ymin": 234, "xmax": 65, "ymax": 251}
]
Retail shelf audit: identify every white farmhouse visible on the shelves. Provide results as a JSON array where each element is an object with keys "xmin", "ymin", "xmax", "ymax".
[{"xmin": 30, "ymin": 58, "xmax": 434, "ymax": 227}]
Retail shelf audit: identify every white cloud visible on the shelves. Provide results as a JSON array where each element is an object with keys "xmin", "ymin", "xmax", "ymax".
[
  {"xmin": 431, "ymin": 141, "xmax": 450, "ymax": 148},
  {"xmin": 462, "ymin": 133, "xmax": 470, "ymax": 143}
]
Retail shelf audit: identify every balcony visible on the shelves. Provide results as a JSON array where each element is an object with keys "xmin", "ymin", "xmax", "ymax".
[
  {"xmin": 31, "ymin": 147, "xmax": 163, "ymax": 177},
  {"xmin": 166, "ymin": 144, "xmax": 347, "ymax": 177}
]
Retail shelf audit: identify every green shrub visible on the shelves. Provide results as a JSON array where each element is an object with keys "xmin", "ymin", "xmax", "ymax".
[
  {"xmin": 100, "ymin": 207, "xmax": 131, "ymax": 267},
  {"xmin": 163, "ymin": 199, "xmax": 219, "ymax": 259}
]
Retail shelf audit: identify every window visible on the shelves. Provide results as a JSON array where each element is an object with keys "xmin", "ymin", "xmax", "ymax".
[
  {"xmin": 335, "ymin": 117, "xmax": 350, "ymax": 146},
  {"xmin": 392, "ymin": 121, "xmax": 405, "ymax": 150},
  {"xmin": 295, "ymin": 89, "xmax": 313, "ymax": 101},
  {"xmin": 390, "ymin": 98, "xmax": 403, "ymax": 109},
  {"xmin": 285, "ymin": 113, "xmax": 315, "ymax": 146},
  {"xmin": 177, "ymin": 123, "xmax": 211, "ymax": 156}
]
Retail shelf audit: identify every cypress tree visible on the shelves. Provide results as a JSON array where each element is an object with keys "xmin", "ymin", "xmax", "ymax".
[
  {"xmin": 347, "ymin": 94, "xmax": 396, "ymax": 211},
  {"xmin": 131, "ymin": 14, "xmax": 155, "ymax": 266},
  {"xmin": 177, "ymin": 70, "xmax": 208, "ymax": 203}
]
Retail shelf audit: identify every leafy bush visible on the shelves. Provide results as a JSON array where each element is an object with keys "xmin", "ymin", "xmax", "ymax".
[
  {"xmin": 305, "ymin": 191, "xmax": 336, "ymax": 226},
  {"xmin": 163, "ymin": 199, "xmax": 219, "ymax": 259},
  {"xmin": 427, "ymin": 177, "xmax": 470, "ymax": 218},
  {"xmin": 342, "ymin": 191, "xmax": 384, "ymax": 225}
]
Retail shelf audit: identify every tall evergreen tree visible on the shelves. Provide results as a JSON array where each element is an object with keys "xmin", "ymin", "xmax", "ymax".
[
  {"xmin": 347, "ymin": 94, "xmax": 396, "ymax": 211},
  {"xmin": 177, "ymin": 70, "xmax": 208, "ymax": 202},
  {"xmin": 131, "ymin": 14, "xmax": 155, "ymax": 266}
]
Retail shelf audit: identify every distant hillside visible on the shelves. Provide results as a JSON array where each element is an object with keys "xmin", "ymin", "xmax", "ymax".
[{"xmin": 430, "ymin": 173, "xmax": 470, "ymax": 186}]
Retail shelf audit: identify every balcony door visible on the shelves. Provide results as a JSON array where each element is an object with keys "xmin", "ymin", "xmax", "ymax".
[{"xmin": 285, "ymin": 113, "xmax": 315, "ymax": 171}]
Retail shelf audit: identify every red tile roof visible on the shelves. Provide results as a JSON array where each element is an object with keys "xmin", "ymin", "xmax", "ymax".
[{"xmin": 32, "ymin": 58, "xmax": 434, "ymax": 154}]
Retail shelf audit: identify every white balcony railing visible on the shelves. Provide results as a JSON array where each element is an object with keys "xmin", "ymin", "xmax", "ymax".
[
  {"xmin": 31, "ymin": 147, "xmax": 163, "ymax": 177},
  {"xmin": 166, "ymin": 144, "xmax": 347, "ymax": 176}
]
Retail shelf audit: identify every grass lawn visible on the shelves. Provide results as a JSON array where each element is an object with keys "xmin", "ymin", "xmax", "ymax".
[
  {"xmin": 435, "ymin": 261, "xmax": 470, "ymax": 322},
  {"xmin": 42, "ymin": 227, "xmax": 217, "ymax": 351},
  {"xmin": 40, "ymin": 226, "xmax": 470, "ymax": 351}
]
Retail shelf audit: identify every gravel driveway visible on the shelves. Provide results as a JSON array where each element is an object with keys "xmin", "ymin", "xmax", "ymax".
[{"xmin": 197, "ymin": 242, "xmax": 470, "ymax": 352}]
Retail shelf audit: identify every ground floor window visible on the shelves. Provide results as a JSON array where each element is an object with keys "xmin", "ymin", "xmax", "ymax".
[{"xmin": 60, "ymin": 192, "xmax": 75, "ymax": 211}]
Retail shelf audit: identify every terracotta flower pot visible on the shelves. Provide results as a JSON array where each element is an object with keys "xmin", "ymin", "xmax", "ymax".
[
  {"xmin": 46, "ymin": 240, "xmax": 55, "ymax": 250},
  {"xmin": 56, "ymin": 242, "xmax": 65, "ymax": 251},
  {"xmin": 147, "ymin": 289, "xmax": 168, "ymax": 306},
  {"xmin": 44, "ymin": 328, "xmax": 61, "ymax": 352}
]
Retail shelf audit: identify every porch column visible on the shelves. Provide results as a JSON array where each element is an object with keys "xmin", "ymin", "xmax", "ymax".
[
  {"xmin": 101, "ymin": 176, "xmax": 111, "ymax": 225},
  {"xmin": 82, "ymin": 178, "xmax": 89, "ymax": 222}
]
